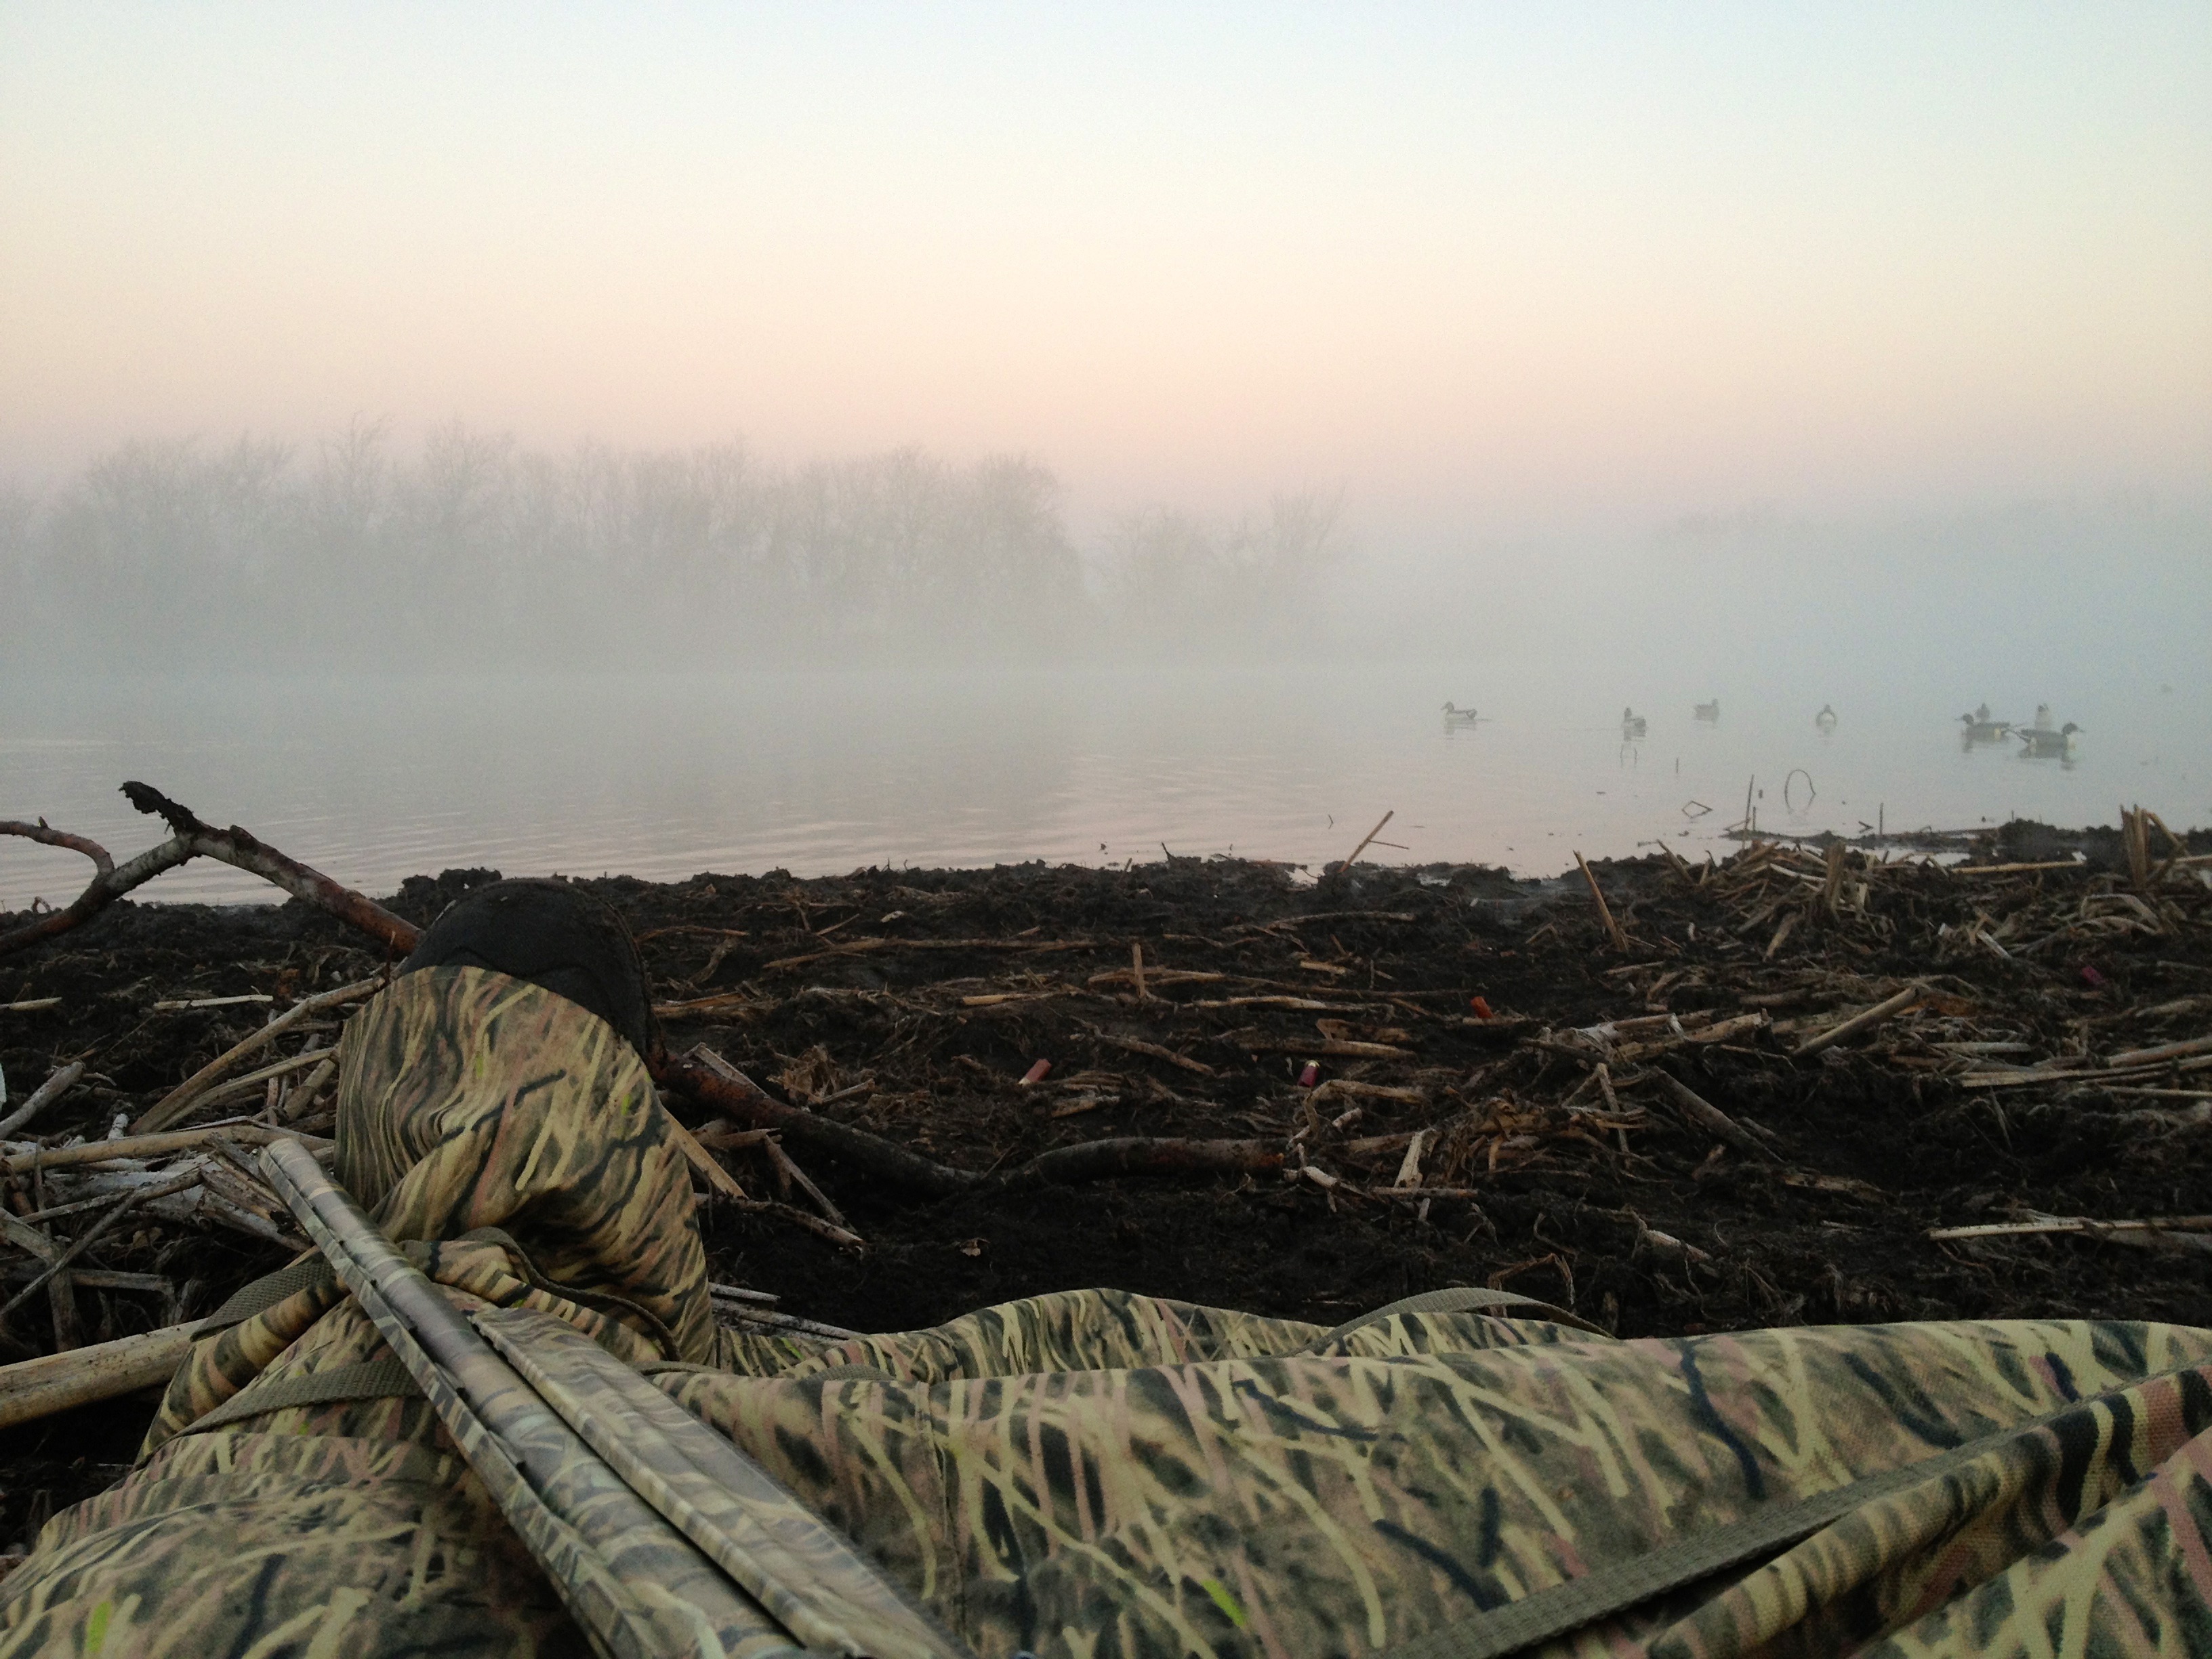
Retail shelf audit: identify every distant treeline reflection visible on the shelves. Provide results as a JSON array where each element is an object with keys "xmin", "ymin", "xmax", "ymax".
[{"xmin": 0, "ymin": 424, "xmax": 1340, "ymax": 668}]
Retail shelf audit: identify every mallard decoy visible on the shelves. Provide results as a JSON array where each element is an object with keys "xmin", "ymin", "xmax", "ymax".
[
  {"xmin": 1959, "ymin": 708, "xmax": 2011, "ymax": 741},
  {"xmin": 1694, "ymin": 699, "xmax": 1719, "ymax": 722},
  {"xmin": 1620, "ymin": 706, "xmax": 1647, "ymax": 737},
  {"xmin": 2018, "ymin": 722, "xmax": 2081, "ymax": 758},
  {"xmin": 1441, "ymin": 701, "xmax": 1480, "ymax": 724},
  {"xmin": 1814, "ymin": 703, "xmax": 1839, "ymax": 731}
]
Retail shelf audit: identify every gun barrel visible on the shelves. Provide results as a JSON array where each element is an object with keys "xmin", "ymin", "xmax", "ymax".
[{"xmin": 258, "ymin": 1136, "xmax": 783, "ymax": 1659}]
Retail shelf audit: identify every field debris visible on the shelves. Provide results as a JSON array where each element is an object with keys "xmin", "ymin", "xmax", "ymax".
[{"xmin": 4, "ymin": 788, "xmax": 2209, "ymax": 1524}]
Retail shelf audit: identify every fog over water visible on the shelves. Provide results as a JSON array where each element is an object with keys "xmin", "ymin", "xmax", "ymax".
[
  {"xmin": 3, "ymin": 485, "xmax": 2205, "ymax": 907},
  {"xmin": 2, "ymin": 6, "xmax": 2207, "ymax": 903}
]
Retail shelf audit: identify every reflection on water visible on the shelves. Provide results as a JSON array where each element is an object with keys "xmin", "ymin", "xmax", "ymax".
[{"xmin": 2, "ymin": 666, "xmax": 2206, "ymax": 907}]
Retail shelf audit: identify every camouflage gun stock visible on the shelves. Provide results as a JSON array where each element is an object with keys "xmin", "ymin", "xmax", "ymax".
[{"xmin": 258, "ymin": 1136, "xmax": 965, "ymax": 1659}]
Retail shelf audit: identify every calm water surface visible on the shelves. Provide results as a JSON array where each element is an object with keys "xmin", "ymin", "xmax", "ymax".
[{"xmin": 3, "ymin": 665, "xmax": 2206, "ymax": 907}]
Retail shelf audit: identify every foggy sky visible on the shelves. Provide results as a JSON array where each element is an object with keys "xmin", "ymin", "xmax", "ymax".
[{"xmin": 4, "ymin": 3, "xmax": 2209, "ymax": 539}]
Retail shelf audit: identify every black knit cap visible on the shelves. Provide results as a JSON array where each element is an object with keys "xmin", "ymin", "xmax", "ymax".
[{"xmin": 398, "ymin": 878, "xmax": 657, "ymax": 1059}]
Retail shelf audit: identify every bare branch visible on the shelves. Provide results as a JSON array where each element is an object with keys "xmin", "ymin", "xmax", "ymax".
[
  {"xmin": 12, "ymin": 787, "xmax": 1295, "ymax": 1200},
  {"xmin": 663, "ymin": 1044, "xmax": 1286, "ymax": 1194},
  {"xmin": 1, "ymin": 784, "xmax": 419, "ymax": 960},
  {"xmin": 665, "ymin": 1048, "xmax": 979, "ymax": 1197},
  {"xmin": 0, "ymin": 820, "xmax": 115, "ymax": 876},
  {"xmin": 0, "ymin": 817, "xmax": 182, "ymax": 956}
]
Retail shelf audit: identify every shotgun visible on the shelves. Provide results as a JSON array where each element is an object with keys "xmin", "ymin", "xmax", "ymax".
[{"xmin": 258, "ymin": 1136, "xmax": 962, "ymax": 1659}]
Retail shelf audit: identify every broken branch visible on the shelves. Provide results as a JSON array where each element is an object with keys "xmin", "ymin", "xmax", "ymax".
[
  {"xmin": 1793, "ymin": 983, "xmax": 1927, "ymax": 1058},
  {"xmin": 1929, "ymin": 1214, "xmax": 2212, "ymax": 1242},
  {"xmin": 1574, "ymin": 852, "xmax": 1632, "ymax": 952},
  {"xmin": 1650, "ymin": 1072, "xmax": 1777, "ymax": 1162},
  {"xmin": 5, "ymin": 1123, "xmax": 333, "ymax": 1178},
  {"xmin": 1, "ymin": 785, "xmax": 421, "ymax": 961},
  {"xmin": 136, "ymin": 977, "xmax": 381, "ymax": 1133},
  {"xmin": 0, "ymin": 1168, "xmax": 204, "ymax": 1330},
  {"xmin": 1340, "ymin": 811, "xmax": 1396, "ymax": 870},
  {"xmin": 0, "ymin": 1061, "xmax": 86, "ymax": 1140},
  {"xmin": 0, "ymin": 1322, "xmax": 199, "ymax": 1432}
]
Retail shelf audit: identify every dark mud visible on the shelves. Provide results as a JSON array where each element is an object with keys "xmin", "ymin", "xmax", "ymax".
[{"xmin": 6, "ymin": 828, "xmax": 2211, "ymax": 1543}]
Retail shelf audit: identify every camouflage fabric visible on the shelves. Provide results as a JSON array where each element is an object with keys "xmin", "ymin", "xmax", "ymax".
[
  {"xmin": 4, "ymin": 1235, "xmax": 705, "ymax": 1659},
  {"xmin": 710, "ymin": 1284, "xmax": 1330, "ymax": 1383},
  {"xmin": 335, "ymin": 964, "xmax": 718, "ymax": 1365},
  {"xmin": 1654, "ymin": 1340, "xmax": 2212, "ymax": 1659},
  {"xmin": 649, "ymin": 1309, "xmax": 2212, "ymax": 1658},
  {"xmin": 144, "ymin": 1233, "xmax": 670, "ymax": 1458},
  {"xmin": 142, "ymin": 1260, "xmax": 347, "ymax": 1449},
  {"xmin": 2, "ymin": 966, "xmax": 726, "ymax": 1659},
  {"xmin": 7, "ymin": 1425, "xmax": 578, "ymax": 1657},
  {"xmin": 7, "ymin": 962, "xmax": 2212, "ymax": 1658},
  {"xmin": 471, "ymin": 1303, "xmax": 964, "ymax": 1659}
]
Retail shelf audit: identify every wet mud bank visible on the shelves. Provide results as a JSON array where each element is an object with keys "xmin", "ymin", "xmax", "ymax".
[{"xmin": 5, "ymin": 821, "xmax": 2210, "ymax": 1542}]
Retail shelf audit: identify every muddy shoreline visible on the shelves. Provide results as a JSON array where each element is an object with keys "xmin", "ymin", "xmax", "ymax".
[{"xmin": 5, "ymin": 821, "xmax": 2210, "ymax": 1546}]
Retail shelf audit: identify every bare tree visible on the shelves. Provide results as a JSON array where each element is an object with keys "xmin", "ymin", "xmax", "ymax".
[{"xmin": 0, "ymin": 422, "xmax": 1336, "ymax": 670}]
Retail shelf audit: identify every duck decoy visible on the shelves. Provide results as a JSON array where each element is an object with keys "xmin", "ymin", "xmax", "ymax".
[
  {"xmin": 1959, "ymin": 707, "xmax": 2012, "ymax": 742},
  {"xmin": 1814, "ymin": 704, "xmax": 1838, "ymax": 731},
  {"xmin": 1620, "ymin": 706, "xmax": 1648, "ymax": 737},
  {"xmin": 2017, "ymin": 722, "xmax": 2081, "ymax": 758},
  {"xmin": 1694, "ymin": 699, "xmax": 1719, "ymax": 722},
  {"xmin": 1441, "ymin": 701, "xmax": 1480, "ymax": 724}
]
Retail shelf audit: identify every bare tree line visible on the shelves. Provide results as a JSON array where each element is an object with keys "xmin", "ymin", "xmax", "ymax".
[{"xmin": 0, "ymin": 424, "xmax": 1343, "ymax": 670}]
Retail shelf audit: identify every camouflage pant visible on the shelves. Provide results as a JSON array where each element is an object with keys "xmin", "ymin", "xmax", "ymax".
[{"xmin": 5, "ymin": 965, "xmax": 2212, "ymax": 1658}]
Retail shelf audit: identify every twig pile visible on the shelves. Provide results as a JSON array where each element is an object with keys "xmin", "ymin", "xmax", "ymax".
[{"xmin": 3, "ymin": 786, "xmax": 2209, "ymax": 1407}]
